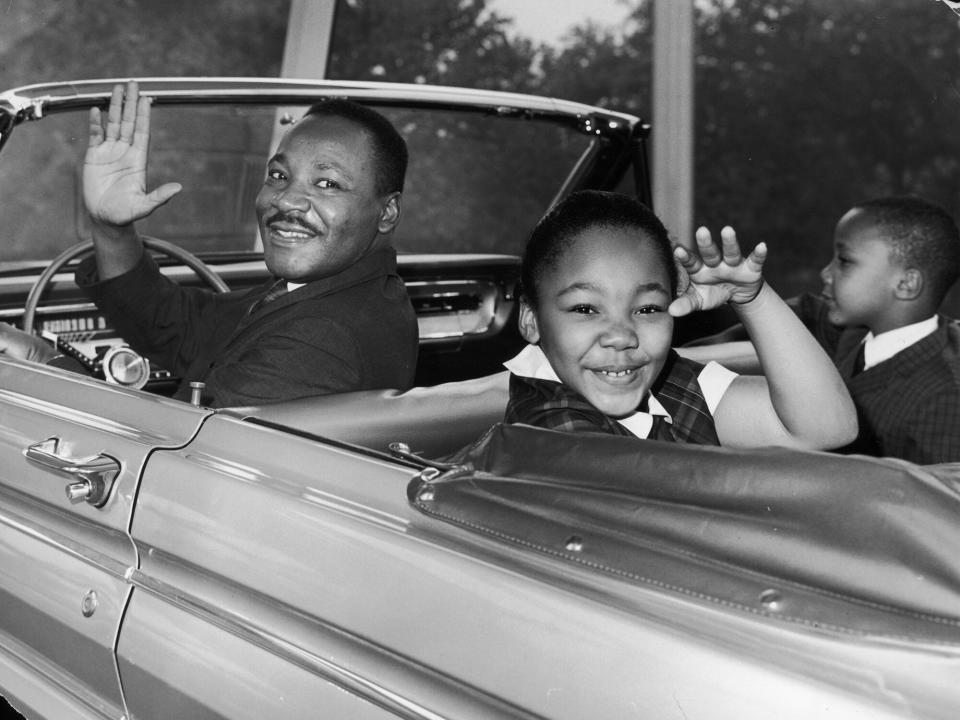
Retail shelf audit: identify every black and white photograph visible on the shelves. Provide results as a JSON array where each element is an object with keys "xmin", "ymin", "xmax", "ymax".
[{"xmin": 0, "ymin": 1, "xmax": 958, "ymax": 718}]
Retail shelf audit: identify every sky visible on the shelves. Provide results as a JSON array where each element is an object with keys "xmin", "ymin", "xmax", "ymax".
[{"xmin": 488, "ymin": 0, "xmax": 633, "ymax": 45}]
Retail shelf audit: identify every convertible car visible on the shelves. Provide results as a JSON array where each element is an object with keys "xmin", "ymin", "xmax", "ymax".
[{"xmin": 0, "ymin": 79, "xmax": 958, "ymax": 720}]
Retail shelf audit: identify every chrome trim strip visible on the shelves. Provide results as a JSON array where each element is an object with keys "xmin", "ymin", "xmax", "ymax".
[
  {"xmin": 0, "ymin": 627, "xmax": 124, "ymax": 720},
  {"xmin": 0, "ymin": 259, "xmax": 266, "ymax": 290},
  {"xmin": 405, "ymin": 279, "xmax": 493, "ymax": 290},
  {"xmin": 0, "ymin": 386, "xmax": 163, "ymax": 440},
  {"xmin": 398, "ymin": 253, "xmax": 518, "ymax": 264},
  {"xmin": 127, "ymin": 568, "xmax": 540, "ymax": 720},
  {"xmin": 126, "ymin": 569, "xmax": 443, "ymax": 720},
  {"xmin": 0, "ymin": 303, "xmax": 97, "ymax": 320},
  {"xmin": 0, "ymin": 500, "xmax": 131, "ymax": 580}
]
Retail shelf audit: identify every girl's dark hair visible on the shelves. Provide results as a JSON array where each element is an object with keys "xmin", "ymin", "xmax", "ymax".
[{"xmin": 520, "ymin": 190, "xmax": 677, "ymax": 308}]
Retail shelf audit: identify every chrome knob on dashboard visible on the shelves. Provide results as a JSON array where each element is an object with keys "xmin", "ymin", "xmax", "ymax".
[{"xmin": 189, "ymin": 381, "xmax": 206, "ymax": 407}]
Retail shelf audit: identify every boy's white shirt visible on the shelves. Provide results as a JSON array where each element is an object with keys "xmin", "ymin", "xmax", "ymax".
[
  {"xmin": 504, "ymin": 344, "xmax": 736, "ymax": 438},
  {"xmin": 861, "ymin": 315, "xmax": 938, "ymax": 370}
]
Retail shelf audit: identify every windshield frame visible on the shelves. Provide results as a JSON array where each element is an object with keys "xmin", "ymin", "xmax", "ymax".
[{"xmin": 0, "ymin": 78, "xmax": 647, "ymax": 268}]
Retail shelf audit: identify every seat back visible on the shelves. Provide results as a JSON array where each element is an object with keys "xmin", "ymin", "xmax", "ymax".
[{"xmin": 231, "ymin": 371, "xmax": 510, "ymax": 458}]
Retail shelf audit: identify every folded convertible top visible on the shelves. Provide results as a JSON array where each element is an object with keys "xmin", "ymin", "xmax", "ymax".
[{"xmin": 411, "ymin": 423, "xmax": 960, "ymax": 644}]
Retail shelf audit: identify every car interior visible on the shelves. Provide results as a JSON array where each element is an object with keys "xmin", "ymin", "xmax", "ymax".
[
  {"xmin": 0, "ymin": 87, "xmax": 657, "ymax": 459},
  {"xmin": 8, "ymin": 240, "xmax": 524, "ymax": 458}
]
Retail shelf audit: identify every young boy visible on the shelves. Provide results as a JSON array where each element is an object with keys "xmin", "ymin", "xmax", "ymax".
[
  {"xmin": 505, "ymin": 190, "xmax": 857, "ymax": 450},
  {"xmin": 687, "ymin": 195, "xmax": 960, "ymax": 464}
]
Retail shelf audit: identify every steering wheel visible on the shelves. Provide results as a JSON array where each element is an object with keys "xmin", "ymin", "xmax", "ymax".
[{"xmin": 23, "ymin": 236, "xmax": 230, "ymax": 335}]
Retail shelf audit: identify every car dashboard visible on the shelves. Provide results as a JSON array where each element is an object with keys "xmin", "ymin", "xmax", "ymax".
[{"xmin": 0, "ymin": 251, "xmax": 524, "ymax": 391}]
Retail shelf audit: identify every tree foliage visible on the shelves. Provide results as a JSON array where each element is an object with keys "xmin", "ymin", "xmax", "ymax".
[
  {"xmin": 0, "ymin": 0, "xmax": 290, "ymax": 86},
  {"xmin": 327, "ymin": 0, "xmax": 539, "ymax": 91},
  {"xmin": 2, "ymin": 0, "xmax": 959, "ymax": 312},
  {"xmin": 690, "ymin": 0, "xmax": 960, "ymax": 301}
]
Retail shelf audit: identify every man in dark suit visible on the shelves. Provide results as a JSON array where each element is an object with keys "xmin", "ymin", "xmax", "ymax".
[{"xmin": 1, "ymin": 81, "xmax": 418, "ymax": 407}]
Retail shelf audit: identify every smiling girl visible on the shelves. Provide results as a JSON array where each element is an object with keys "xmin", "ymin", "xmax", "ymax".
[{"xmin": 505, "ymin": 190, "xmax": 857, "ymax": 449}]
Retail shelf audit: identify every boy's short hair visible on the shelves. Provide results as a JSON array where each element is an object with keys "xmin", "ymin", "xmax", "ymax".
[
  {"xmin": 853, "ymin": 195, "xmax": 960, "ymax": 302},
  {"xmin": 303, "ymin": 99, "xmax": 408, "ymax": 195},
  {"xmin": 520, "ymin": 190, "xmax": 677, "ymax": 308}
]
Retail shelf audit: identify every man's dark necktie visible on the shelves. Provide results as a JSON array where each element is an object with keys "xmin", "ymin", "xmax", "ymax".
[{"xmin": 248, "ymin": 279, "xmax": 287, "ymax": 315}]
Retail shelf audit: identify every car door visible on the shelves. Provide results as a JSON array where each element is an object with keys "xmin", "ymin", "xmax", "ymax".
[
  {"xmin": 116, "ymin": 412, "xmax": 564, "ymax": 719},
  {"xmin": 115, "ymin": 413, "xmax": 436, "ymax": 719},
  {"xmin": 0, "ymin": 356, "xmax": 211, "ymax": 719}
]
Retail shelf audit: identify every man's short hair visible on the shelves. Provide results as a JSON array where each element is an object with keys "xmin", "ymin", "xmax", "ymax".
[
  {"xmin": 853, "ymin": 195, "xmax": 960, "ymax": 302},
  {"xmin": 303, "ymin": 99, "xmax": 408, "ymax": 195}
]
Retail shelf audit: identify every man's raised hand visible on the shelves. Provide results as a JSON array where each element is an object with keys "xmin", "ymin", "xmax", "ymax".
[{"xmin": 83, "ymin": 80, "xmax": 182, "ymax": 227}]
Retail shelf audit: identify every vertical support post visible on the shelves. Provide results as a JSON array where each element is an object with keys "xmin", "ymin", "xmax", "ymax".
[
  {"xmin": 652, "ymin": 0, "xmax": 695, "ymax": 245},
  {"xmin": 280, "ymin": 0, "xmax": 337, "ymax": 79},
  {"xmin": 256, "ymin": 0, "xmax": 338, "ymax": 250}
]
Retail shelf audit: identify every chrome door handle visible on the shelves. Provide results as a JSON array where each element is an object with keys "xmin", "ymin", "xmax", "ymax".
[{"xmin": 24, "ymin": 437, "xmax": 121, "ymax": 508}]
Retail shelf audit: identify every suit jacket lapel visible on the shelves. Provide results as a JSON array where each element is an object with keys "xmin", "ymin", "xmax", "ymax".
[{"xmin": 846, "ymin": 320, "xmax": 947, "ymax": 391}]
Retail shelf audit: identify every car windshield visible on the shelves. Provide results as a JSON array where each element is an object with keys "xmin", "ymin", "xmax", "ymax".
[{"xmin": 0, "ymin": 101, "xmax": 596, "ymax": 269}]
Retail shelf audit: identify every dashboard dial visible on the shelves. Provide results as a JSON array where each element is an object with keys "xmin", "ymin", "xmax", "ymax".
[{"xmin": 102, "ymin": 346, "xmax": 150, "ymax": 389}]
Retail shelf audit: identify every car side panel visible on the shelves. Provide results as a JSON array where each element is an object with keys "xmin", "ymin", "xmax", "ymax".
[
  {"xmin": 120, "ymin": 416, "xmax": 540, "ymax": 719},
  {"xmin": 0, "ymin": 506, "xmax": 130, "ymax": 719},
  {"xmin": 117, "ymin": 414, "xmax": 955, "ymax": 719},
  {"xmin": 116, "ymin": 591, "xmax": 420, "ymax": 720},
  {"xmin": 0, "ymin": 357, "xmax": 211, "ymax": 719}
]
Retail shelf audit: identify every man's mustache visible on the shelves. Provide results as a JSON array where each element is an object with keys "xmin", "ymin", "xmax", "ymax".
[{"xmin": 265, "ymin": 212, "xmax": 321, "ymax": 235}]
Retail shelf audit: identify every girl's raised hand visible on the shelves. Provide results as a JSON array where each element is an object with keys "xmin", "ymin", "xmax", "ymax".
[{"xmin": 668, "ymin": 225, "xmax": 766, "ymax": 317}]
